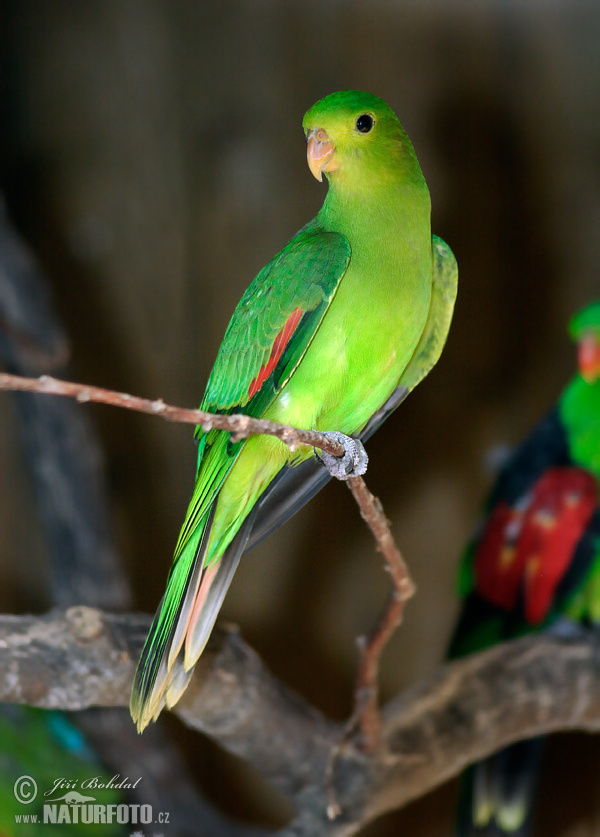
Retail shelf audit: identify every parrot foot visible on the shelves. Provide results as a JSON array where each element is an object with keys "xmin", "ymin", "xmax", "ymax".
[{"xmin": 315, "ymin": 432, "xmax": 368, "ymax": 480}]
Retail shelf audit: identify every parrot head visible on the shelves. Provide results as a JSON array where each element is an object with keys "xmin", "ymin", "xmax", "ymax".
[
  {"xmin": 302, "ymin": 90, "xmax": 424, "ymax": 190},
  {"xmin": 569, "ymin": 301, "xmax": 600, "ymax": 383}
]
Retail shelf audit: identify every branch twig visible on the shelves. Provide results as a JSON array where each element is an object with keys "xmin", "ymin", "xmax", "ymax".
[
  {"xmin": 347, "ymin": 477, "xmax": 415, "ymax": 750},
  {"xmin": 0, "ymin": 372, "xmax": 345, "ymax": 456},
  {"xmin": 323, "ymin": 478, "xmax": 415, "ymax": 818}
]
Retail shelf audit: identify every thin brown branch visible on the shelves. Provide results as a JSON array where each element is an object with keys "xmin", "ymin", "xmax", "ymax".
[
  {"xmin": 1, "ymin": 609, "xmax": 600, "ymax": 835},
  {"xmin": 347, "ymin": 476, "xmax": 415, "ymax": 751},
  {"xmin": 324, "ymin": 478, "xmax": 414, "ymax": 818},
  {"xmin": 0, "ymin": 372, "xmax": 345, "ymax": 456}
]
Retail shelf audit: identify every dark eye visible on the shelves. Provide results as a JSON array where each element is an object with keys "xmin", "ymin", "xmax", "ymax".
[{"xmin": 355, "ymin": 113, "xmax": 374, "ymax": 133}]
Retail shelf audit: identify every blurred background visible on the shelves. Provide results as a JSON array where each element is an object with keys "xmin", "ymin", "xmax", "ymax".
[{"xmin": 0, "ymin": 1, "xmax": 599, "ymax": 834}]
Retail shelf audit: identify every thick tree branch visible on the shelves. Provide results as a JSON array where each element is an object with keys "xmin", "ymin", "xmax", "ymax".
[{"xmin": 1, "ymin": 608, "xmax": 599, "ymax": 835}]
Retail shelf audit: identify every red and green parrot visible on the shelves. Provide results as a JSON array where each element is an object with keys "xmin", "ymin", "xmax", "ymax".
[
  {"xmin": 449, "ymin": 301, "xmax": 600, "ymax": 836},
  {"xmin": 130, "ymin": 90, "xmax": 458, "ymax": 731}
]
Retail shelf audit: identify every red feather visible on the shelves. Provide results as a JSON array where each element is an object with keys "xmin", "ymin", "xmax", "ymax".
[
  {"xmin": 247, "ymin": 307, "xmax": 304, "ymax": 399},
  {"xmin": 474, "ymin": 468, "xmax": 597, "ymax": 623},
  {"xmin": 473, "ymin": 501, "xmax": 525, "ymax": 614}
]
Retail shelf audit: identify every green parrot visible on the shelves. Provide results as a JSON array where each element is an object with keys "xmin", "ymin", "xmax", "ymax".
[
  {"xmin": 131, "ymin": 90, "xmax": 458, "ymax": 731},
  {"xmin": 449, "ymin": 301, "xmax": 600, "ymax": 835}
]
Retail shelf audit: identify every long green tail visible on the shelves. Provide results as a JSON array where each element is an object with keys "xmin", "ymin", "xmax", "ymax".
[
  {"xmin": 130, "ymin": 500, "xmax": 216, "ymax": 730},
  {"xmin": 130, "ymin": 430, "xmax": 244, "ymax": 731}
]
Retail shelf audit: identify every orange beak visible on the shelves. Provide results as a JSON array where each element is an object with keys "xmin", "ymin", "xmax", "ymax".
[
  {"xmin": 578, "ymin": 333, "xmax": 600, "ymax": 383},
  {"xmin": 306, "ymin": 128, "xmax": 338, "ymax": 181}
]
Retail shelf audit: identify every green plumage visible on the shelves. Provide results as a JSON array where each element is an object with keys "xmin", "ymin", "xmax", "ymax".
[
  {"xmin": 131, "ymin": 90, "xmax": 457, "ymax": 731},
  {"xmin": 201, "ymin": 224, "xmax": 350, "ymax": 413},
  {"xmin": 0, "ymin": 706, "xmax": 127, "ymax": 836}
]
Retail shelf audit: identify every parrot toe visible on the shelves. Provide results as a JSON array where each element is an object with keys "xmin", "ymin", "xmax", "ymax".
[{"xmin": 315, "ymin": 431, "xmax": 368, "ymax": 480}]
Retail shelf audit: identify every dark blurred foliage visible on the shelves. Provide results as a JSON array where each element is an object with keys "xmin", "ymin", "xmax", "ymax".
[{"xmin": 1, "ymin": 2, "xmax": 599, "ymax": 834}]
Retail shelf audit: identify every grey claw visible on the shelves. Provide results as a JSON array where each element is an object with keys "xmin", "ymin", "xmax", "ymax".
[{"xmin": 315, "ymin": 431, "xmax": 368, "ymax": 480}]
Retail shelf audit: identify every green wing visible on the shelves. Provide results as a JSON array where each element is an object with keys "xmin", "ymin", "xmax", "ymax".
[
  {"xmin": 201, "ymin": 221, "xmax": 351, "ymax": 416},
  {"xmin": 397, "ymin": 234, "xmax": 458, "ymax": 394},
  {"xmin": 176, "ymin": 223, "xmax": 351, "ymax": 559}
]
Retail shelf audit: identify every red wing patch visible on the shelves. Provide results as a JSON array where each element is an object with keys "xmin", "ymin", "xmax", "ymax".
[
  {"xmin": 247, "ymin": 307, "xmax": 304, "ymax": 400},
  {"xmin": 473, "ymin": 502, "xmax": 524, "ymax": 615},
  {"xmin": 474, "ymin": 468, "xmax": 597, "ymax": 624}
]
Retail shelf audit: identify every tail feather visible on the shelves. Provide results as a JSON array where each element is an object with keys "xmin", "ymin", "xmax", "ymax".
[
  {"xmin": 165, "ymin": 660, "xmax": 194, "ymax": 710},
  {"xmin": 161, "ymin": 506, "xmax": 260, "ymax": 712},
  {"xmin": 130, "ymin": 502, "xmax": 216, "ymax": 731},
  {"xmin": 183, "ymin": 562, "xmax": 220, "ymax": 665},
  {"xmin": 131, "ymin": 499, "xmax": 261, "ymax": 732},
  {"xmin": 167, "ymin": 510, "xmax": 217, "ymax": 671},
  {"xmin": 472, "ymin": 759, "xmax": 495, "ymax": 829},
  {"xmin": 456, "ymin": 740, "xmax": 544, "ymax": 836}
]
